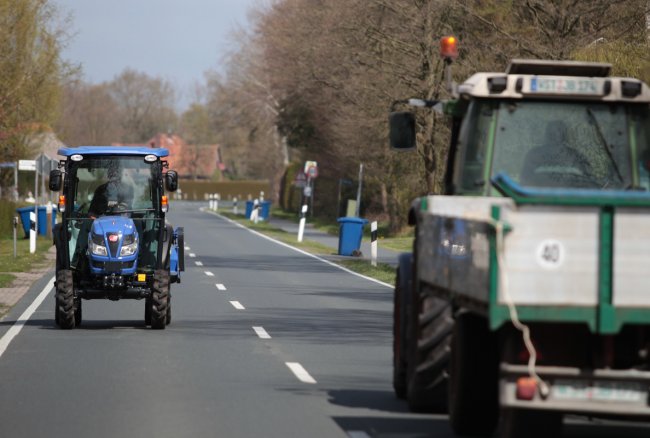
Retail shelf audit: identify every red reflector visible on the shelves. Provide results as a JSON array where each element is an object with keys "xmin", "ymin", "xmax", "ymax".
[
  {"xmin": 108, "ymin": 235, "xmax": 119, "ymax": 242},
  {"xmin": 516, "ymin": 377, "xmax": 537, "ymax": 401}
]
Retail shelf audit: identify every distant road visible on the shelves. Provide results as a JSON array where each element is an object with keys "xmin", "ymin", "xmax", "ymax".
[{"xmin": 0, "ymin": 202, "xmax": 648, "ymax": 437}]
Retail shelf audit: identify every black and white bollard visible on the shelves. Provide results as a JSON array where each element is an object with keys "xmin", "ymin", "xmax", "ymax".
[
  {"xmin": 214, "ymin": 193, "xmax": 220, "ymax": 212},
  {"xmin": 371, "ymin": 221, "xmax": 378, "ymax": 267},
  {"xmin": 13, "ymin": 216, "xmax": 18, "ymax": 258},
  {"xmin": 29, "ymin": 211, "xmax": 36, "ymax": 254},
  {"xmin": 208, "ymin": 194, "xmax": 214, "ymax": 210},
  {"xmin": 250, "ymin": 199, "xmax": 260, "ymax": 223},
  {"xmin": 233, "ymin": 197, "xmax": 238, "ymax": 215},
  {"xmin": 297, "ymin": 204, "xmax": 308, "ymax": 242}
]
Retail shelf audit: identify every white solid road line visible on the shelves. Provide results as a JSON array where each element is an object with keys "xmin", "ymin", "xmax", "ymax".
[
  {"xmin": 189, "ymin": 253, "xmax": 196, "ymax": 258},
  {"xmin": 286, "ymin": 362, "xmax": 317, "ymax": 384},
  {"xmin": 230, "ymin": 300, "xmax": 245, "ymax": 310},
  {"xmin": 252, "ymin": 326, "xmax": 271, "ymax": 339},
  {"xmin": 216, "ymin": 283, "xmax": 227, "ymax": 291},
  {"xmin": 205, "ymin": 271, "xmax": 214, "ymax": 277},
  {"xmin": 195, "ymin": 261, "xmax": 203, "ymax": 266},
  {"xmin": 184, "ymin": 246, "xmax": 190, "ymax": 251},
  {"xmin": 213, "ymin": 212, "xmax": 392, "ymax": 289},
  {"xmin": 0, "ymin": 277, "xmax": 55, "ymax": 359}
]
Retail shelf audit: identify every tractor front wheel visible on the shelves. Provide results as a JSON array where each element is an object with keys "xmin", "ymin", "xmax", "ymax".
[
  {"xmin": 55, "ymin": 270, "xmax": 75, "ymax": 329},
  {"xmin": 150, "ymin": 270, "xmax": 169, "ymax": 330}
]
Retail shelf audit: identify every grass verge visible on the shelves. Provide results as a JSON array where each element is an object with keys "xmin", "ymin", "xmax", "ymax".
[
  {"xmin": 218, "ymin": 211, "xmax": 396, "ymax": 284},
  {"xmin": 0, "ymin": 237, "xmax": 53, "ymax": 278},
  {"xmin": 0, "ymin": 274, "xmax": 15, "ymax": 288}
]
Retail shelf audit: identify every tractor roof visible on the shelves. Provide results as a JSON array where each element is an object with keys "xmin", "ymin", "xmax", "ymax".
[
  {"xmin": 57, "ymin": 146, "xmax": 169, "ymax": 158},
  {"xmin": 458, "ymin": 59, "xmax": 650, "ymax": 103}
]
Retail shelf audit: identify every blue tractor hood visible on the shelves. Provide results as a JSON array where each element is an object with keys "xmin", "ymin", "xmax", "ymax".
[
  {"xmin": 88, "ymin": 215, "xmax": 139, "ymax": 276},
  {"xmin": 92, "ymin": 215, "xmax": 136, "ymax": 238}
]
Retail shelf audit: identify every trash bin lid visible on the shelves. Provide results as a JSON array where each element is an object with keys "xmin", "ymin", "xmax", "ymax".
[{"xmin": 337, "ymin": 217, "xmax": 368, "ymax": 224}]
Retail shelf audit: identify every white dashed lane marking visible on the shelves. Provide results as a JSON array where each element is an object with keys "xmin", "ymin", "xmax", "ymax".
[
  {"xmin": 189, "ymin": 253, "xmax": 196, "ymax": 258},
  {"xmin": 205, "ymin": 271, "xmax": 214, "ymax": 277},
  {"xmin": 216, "ymin": 283, "xmax": 226, "ymax": 291},
  {"xmin": 285, "ymin": 362, "xmax": 317, "ymax": 384},
  {"xmin": 195, "ymin": 261, "xmax": 203, "ymax": 266},
  {"xmin": 252, "ymin": 326, "xmax": 271, "ymax": 339},
  {"xmin": 229, "ymin": 301, "xmax": 245, "ymax": 310}
]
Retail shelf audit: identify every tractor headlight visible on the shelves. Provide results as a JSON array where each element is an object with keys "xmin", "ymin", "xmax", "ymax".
[
  {"xmin": 89, "ymin": 233, "xmax": 107, "ymax": 256},
  {"xmin": 120, "ymin": 234, "xmax": 138, "ymax": 256}
]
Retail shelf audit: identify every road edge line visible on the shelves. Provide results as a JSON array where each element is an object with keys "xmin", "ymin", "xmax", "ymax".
[
  {"xmin": 0, "ymin": 276, "xmax": 55, "ymax": 359},
  {"xmin": 211, "ymin": 212, "xmax": 392, "ymax": 289}
]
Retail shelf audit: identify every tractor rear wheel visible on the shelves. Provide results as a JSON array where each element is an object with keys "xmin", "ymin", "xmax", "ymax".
[
  {"xmin": 150, "ymin": 270, "xmax": 169, "ymax": 330},
  {"xmin": 393, "ymin": 253, "xmax": 411, "ymax": 399},
  {"xmin": 449, "ymin": 312, "xmax": 499, "ymax": 436},
  {"xmin": 55, "ymin": 270, "xmax": 75, "ymax": 329}
]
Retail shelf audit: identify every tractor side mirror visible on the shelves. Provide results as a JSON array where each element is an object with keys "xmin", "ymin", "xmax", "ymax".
[
  {"xmin": 165, "ymin": 170, "xmax": 178, "ymax": 192},
  {"xmin": 49, "ymin": 169, "xmax": 62, "ymax": 191},
  {"xmin": 389, "ymin": 112, "xmax": 416, "ymax": 151}
]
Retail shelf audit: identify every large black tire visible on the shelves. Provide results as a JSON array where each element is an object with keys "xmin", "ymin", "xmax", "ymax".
[
  {"xmin": 403, "ymin": 235, "xmax": 452, "ymax": 413},
  {"xmin": 144, "ymin": 297, "xmax": 152, "ymax": 326},
  {"xmin": 150, "ymin": 270, "xmax": 169, "ymax": 330},
  {"xmin": 499, "ymin": 408, "xmax": 563, "ymax": 438},
  {"xmin": 449, "ymin": 312, "xmax": 499, "ymax": 436},
  {"xmin": 393, "ymin": 253, "xmax": 412, "ymax": 399},
  {"xmin": 74, "ymin": 298, "xmax": 82, "ymax": 326},
  {"xmin": 55, "ymin": 270, "xmax": 75, "ymax": 329},
  {"xmin": 407, "ymin": 288, "xmax": 452, "ymax": 413}
]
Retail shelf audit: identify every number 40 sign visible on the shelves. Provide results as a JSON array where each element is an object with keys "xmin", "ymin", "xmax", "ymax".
[{"xmin": 536, "ymin": 239, "xmax": 565, "ymax": 269}]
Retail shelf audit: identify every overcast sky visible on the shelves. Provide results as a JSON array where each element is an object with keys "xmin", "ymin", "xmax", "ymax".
[{"xmin": 54, "ymin": 0, "xmax": 261, "ymax": 109}]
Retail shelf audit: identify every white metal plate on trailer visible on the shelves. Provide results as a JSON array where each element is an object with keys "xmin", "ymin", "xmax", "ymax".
[
  {"xmin": 552, "ymin": 380, "xmax": 646, "ymax": 403},
  {"xmin": 613, "ymin": 208, "xmax": 650, "ymax": 307},
  {"xmin": 499, "ymin": 205, "xmax": 599, "ymax": 305}
]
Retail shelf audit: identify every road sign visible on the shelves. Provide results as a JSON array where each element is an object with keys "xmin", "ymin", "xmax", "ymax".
[
  {"xmin": 304, "ymin": 160, "xmax": 318, "ymax": 176},
  {"xmin": 307, "ymin": 166, "xmax": 318, "ymax": 178},
  {"xmin": 36, "ymin": 154, "xmax": 57, "ymax": 175},
  {"xmin": 18, "ymin": 160, "xmax": 36, "ymax": 171},
  {"xmin": 294, "ymin": 172, "xmax": 308, "ymax": 188}
]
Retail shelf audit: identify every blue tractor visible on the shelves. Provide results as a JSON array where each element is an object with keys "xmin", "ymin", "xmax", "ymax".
[{"xmin": 49, "ymin": 146, "xmax": 184, "ymax": 329}]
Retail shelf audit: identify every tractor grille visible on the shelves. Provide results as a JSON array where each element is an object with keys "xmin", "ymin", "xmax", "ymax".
[
  {"xmin": 107, "ymin": 233, "xmax": 120, "ymax": 257},
  {"xmin": 94, "ymin": 261, "xmax": 135, "ymax": 272}
]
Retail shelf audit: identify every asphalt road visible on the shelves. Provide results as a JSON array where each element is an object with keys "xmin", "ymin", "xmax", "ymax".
[{"xmin": 0, "ymin": 202, "xmax": 648, "ymax": 437}]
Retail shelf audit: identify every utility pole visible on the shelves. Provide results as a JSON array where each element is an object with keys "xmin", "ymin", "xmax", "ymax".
[{"xmin": 355, "ymin": 163, "xmax": 363, "ymax": 217}]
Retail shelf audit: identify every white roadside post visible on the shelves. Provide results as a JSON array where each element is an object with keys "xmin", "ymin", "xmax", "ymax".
[
  {"xmin": 233, "ymin": 197, "xmax": 238, "ymax": 215},
  {"xmin": 297, "ymin": 204, "xmax": 308, "ymax": 242},
  {"xmin": 215, "ymin": 193, "xmax": 220, "ymax": 212},
  {"xmin": 250, "ymin": 199, "xmax": 260, "ymax": 223},
  {"xmin": 371, "ymin": 221, "xmax": 378, "ymax": 267},
  {"xmin": 209, "ymin": 194, "xmax": 214, "ymax": 210},
  {"xmin": 29, "ymin": 211, "xmax": 36, "ymax": 254}
]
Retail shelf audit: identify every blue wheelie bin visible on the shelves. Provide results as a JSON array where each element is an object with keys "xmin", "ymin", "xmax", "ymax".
[
  {"xmin": 16, "ymin": 206, "xmax": 57, "ymax": 238},
  {"xmin": 337, "ymin": 217, "xmax": 368, "ymax": 256},
  {"xmin": 259, "ymin": 201, "xmax": 271, "ymax": 220}
]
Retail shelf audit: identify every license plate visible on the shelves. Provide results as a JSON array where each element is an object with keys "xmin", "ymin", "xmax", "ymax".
[
  {"xmin": 552, "ymin": 380, "xmax": 647, "ymax": 402},
  {"xmin": 529, "ymin": 77, "xmax": 604, "ymax": 95}
]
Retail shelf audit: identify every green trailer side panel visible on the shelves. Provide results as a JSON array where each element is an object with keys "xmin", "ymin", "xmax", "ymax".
[{"xmin": 598, "ymin": 208, "xmax": 616, "ymax": 334}]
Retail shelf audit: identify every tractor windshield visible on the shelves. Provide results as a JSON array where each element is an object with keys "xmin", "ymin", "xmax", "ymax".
[
  {"xmin": 455, "ymin": 100, "xmax": 650, "ymax": 193},
  {"xmin": 66, "ymin": 156, "xmax": 162, "ymax": 272}
]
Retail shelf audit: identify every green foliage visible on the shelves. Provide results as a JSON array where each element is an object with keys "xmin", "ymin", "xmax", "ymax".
[
  {"xmin": 279, "ymin": 162, "xmax": 303, "ymax": 211},
  {"xmin": 0, "ymin": 200, "xmax": 19, "ymax": 238},
  {"xmin": 0, "ymin": 0, "xmax": 69, "ymax": 158}
]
